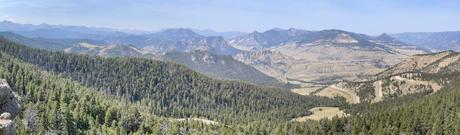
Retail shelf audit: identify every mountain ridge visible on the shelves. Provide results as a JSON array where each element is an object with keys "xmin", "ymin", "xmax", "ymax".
[{"xmin": 392, "ymin": 31, "xmax": 460, "ymax": 51}]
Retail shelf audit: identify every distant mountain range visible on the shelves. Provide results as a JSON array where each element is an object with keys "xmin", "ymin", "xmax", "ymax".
[
  {"xmin": 192, "ymin": 29, "xmax": 247, "ymax": 39},
  {"xmin": 0, "ymin": 21, "xmax": 241, "ymax": 55},
  {"xmin": 0, "ymin": 20, "xmax": 125, "ymax": 39},
  {"xmin": 0, "ymin": 32, "xmax": 107, "ymax": 50},
  {"xmin": 6, "ymin": 20, "xmax": 460, "ymax": 89},
  {"xmin": 3, "ymin": 20, "xmax": 459, "ymax": 53},
  {"xmin": 392, "ymin": 31, "xmax": 460, "ymax": 52}
]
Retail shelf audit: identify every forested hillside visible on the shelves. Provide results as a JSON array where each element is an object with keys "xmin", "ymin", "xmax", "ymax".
[
  {"xmin": 161, "ymin": 51, "xmax": 289, "ymax": 88},
  {"xmin": 62, "ymin": 42, "xmax": 289, "ymax": 88},
  {"xmin": 0, "ymin": 52, "xmax": 155, "ymax": 134},
  {"xmin": 0, "ymin": 37, "xmax": 340, "ymax": 123}
]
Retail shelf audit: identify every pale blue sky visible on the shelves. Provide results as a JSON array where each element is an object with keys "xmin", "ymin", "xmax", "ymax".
[{"xmin": 1, "ymin": 0, "xmax": 459, "ymax": 34}]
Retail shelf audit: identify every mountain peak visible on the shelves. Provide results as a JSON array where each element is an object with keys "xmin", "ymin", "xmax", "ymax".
[
  {"xmin": 38, "ymin": 23, "xmax": 50, "ymax": 27},
  {"xmin": 375, "ymin": 33, "xmax": 396, "ymax": 42},
  {"xmin": 266, "ymin": 28, "xmax": 284, "ymax": 32},
  {"xmin": 205, "ymin": 36, "xmax": 225, "ymax": 40},
  {"xmin": 161, "ymin": 28, "xmax": 197, "ymax": 35},
  {"xmin": 320, "ymin": 29, "xmax": 348, "ymax": 33},
  {"xmin": 251, "ymin": 30, "xmax": 261, "ymax": 34},
  {"xmin": 1, "ymin": 20, "xmax": 15, "ymax": 24},
  {"xmin": 333, "ymin": 33, "xmax": 359, "ymax": 44},
  {"xmin": 151, "ymin": 28, "xmax": 204, "ymax": 40}
]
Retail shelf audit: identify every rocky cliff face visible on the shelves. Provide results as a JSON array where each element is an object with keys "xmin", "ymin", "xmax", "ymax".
[
  {"xmin": 234, "ymin": 50, "xmax": 292, "ymax": 83},
  {"xmin": 0, "ymin": 79, "xmax": 20, "ymax": 135}
]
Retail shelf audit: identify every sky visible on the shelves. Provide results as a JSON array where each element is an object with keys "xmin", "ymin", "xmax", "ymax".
[{"xmin": 0, "ymin": 0, "xmax": 459, "ymax": 35}]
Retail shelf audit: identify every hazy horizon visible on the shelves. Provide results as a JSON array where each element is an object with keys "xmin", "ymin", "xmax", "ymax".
[{"xmin": 1, "ymin": 0, "xmax": 460, "ymax": 35}]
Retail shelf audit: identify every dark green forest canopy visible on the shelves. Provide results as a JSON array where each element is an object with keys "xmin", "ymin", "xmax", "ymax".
[
  {"xmin": 0, "ymin": 37, "xmax": 341, "ymax": 122},
  {"xmin": 0, "ymin": 52, "xmax": 153, "ymax": 134}
]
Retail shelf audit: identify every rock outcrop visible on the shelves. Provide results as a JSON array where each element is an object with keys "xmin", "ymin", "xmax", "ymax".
[{"xmin": 0, "ymin": 79, "xmax": 20, "ymax": 135}]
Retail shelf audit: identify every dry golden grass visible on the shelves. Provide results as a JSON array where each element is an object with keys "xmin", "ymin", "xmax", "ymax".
[
  {"xmin": 315, "ymin": 85, "xmax": 360, "ymax": 104},
  {"xmin": 170, "ymin": 118, "xmax": 219, "ymax": 125},
  {"xmin": 291, "ymin": 107, "xmax": 348, "ymax": 121},
  {"xmin": 291, "ymin": 87, "xmax": 320, "ymax": 95}
]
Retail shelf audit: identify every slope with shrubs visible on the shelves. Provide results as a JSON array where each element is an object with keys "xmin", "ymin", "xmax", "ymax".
[{"xmin": 315, "ymin": 74, "xmax": 460, "ymax": 134}]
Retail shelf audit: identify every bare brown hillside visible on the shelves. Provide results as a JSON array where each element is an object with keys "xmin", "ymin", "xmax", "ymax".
[{"xmin": 315, "ymin": 51, "xmax": 460, "ymax": 103}]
